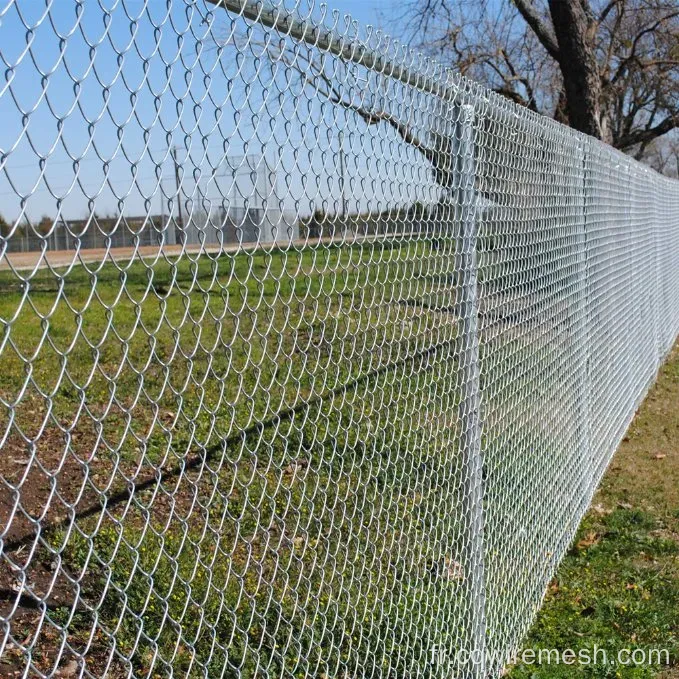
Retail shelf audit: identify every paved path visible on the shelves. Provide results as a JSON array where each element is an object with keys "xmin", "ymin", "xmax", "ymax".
[
  {"xmin": 0, "ymin": 231, "xmax": 406, "ymax": 272},
  {"xmin": 0, "ymin": 244, "xmax": 230, "ymax": 272}
]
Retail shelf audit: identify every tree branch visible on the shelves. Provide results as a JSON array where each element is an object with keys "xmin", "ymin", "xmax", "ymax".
[
  {"xmin": 513, "ymin": 0, "xmax": 561, "ymax": 61},
  {"xmin": 500, "ymin": 48, "xmax": 539, "ymax": 111},
  {"xmin": 494, "ymin": 86, "xmax": 531, "ymax": 108},
  {"xmin": 617, "ymin": 115, "xmax": 679, "ymax": 150},
  {"xmin": 269, "ymin": 41, "xmax": 456, "ymax": 188},
  {"xmin": 598, "ymin": 0, "xmax": 621, "ymax": 25},
  {"xmin": 611, "ymin": 11, "xmax": 679, "ymax": 85}
]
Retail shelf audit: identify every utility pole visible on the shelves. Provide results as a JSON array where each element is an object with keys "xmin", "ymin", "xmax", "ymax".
[
  {"xmin": 339, "ymin": 129, "xmax": 347, "ymax": 217},
  {"xmin": 23, "ymin": 213, "xmax": 30, "ymax": 253},
  {"xmin": 171, "ymin": 147, "xmax": 184, "ymax": 243},
  {"xmin": 338, "ymin": 128, "xmax": 349, "ymax": 236}
]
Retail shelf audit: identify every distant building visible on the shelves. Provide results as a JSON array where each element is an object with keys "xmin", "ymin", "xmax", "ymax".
[
  {"xmin": 178, "ymin": 154, "xmax": 299, "ymax": 247},
  {"xmin": 178, "ymin": 205, "xmax": 299, "ymax": 247}
]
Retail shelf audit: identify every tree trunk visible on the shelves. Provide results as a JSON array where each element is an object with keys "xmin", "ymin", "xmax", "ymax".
[{"xmin": 548, "ymin": 0, "xmax": 611, "ymax": 143}]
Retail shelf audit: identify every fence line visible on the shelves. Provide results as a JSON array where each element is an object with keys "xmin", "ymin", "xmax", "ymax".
[{"xmin": 0, "ymin": 1, "xmax": 678, "ymax": 677}]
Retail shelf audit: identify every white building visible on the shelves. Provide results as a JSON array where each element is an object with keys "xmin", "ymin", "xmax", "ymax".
[{"xmin": 178, "ymin": 154, "xmax": 298, "ymax": 247}]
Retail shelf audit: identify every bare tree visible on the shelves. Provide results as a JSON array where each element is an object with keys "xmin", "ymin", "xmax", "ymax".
[
  {"xmin": 234, "ymin": 34, "xmax": 462, "ymax": 205},
  {"xmin": 398, "ymin": 0, "xmax": 678, "ymax": 161},
  {"xmin": 639, "ymin": 133, "xmax": 679, "ymax": 176},
  {"xmin": 222, "ymin": 0, "xmax": 677, "ymax": 217}
]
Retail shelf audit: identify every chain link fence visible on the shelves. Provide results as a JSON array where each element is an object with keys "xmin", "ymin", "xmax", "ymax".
[{"xmin": 0, "ymin": 0, "xmax": 678, "ymax": 677}]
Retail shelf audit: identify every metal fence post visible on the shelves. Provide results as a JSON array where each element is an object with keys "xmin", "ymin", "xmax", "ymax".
[
  {"xmin": 650, "ymin": 168, "xmax": 662, "ymax": 368},
  {"xmin": 457, "ymin": 103, "xmax": 487, "ymax": 678},
  {"xmin": 578, "ymin": 141, "xmax": 594, "ymax": 511}
]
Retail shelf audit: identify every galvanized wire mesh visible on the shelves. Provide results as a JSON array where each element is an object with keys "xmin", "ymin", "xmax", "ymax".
[{"xmin": 0, "ymin": 1, "xmax": 678, "ymax": 677}]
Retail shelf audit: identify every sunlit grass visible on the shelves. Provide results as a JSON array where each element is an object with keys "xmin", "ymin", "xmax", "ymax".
[{"xmin": 0, "ymin": 238, "xmax": 477, "ymax": 677}]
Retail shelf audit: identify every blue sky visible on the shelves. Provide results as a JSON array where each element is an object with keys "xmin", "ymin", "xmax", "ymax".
[
  {"xmin": 310, "ymin": 0, "xmax": 400, "ymax": 35},
  {"xmin": 0, "ymin": 0, "xmax": 425, "ymax": 226}
]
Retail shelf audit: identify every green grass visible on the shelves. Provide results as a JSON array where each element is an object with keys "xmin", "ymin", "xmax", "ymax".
[
  {"xmin": 1, "ymin": 237, "xmax": 641, "ymax": 678},
  {"xmin": 508, "ymin": 346, "xmax": 679, "ymax": 678},
  {"xmin": 0, "ymin": 241, "xmax": 451, "ymax": 464},
  {"xmin": 0, "ymin": 239, "xmax": 478, "ymax": 677}
]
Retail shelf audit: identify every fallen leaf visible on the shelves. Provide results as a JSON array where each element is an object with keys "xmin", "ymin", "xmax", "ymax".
[
  {"xmin": 576, "ymin": 531, "xmax": 600, "ymax": 550},
  {"xmin": 56, "ymin": 659, "xmax": 78, "ymax": 677},
  {"xmin": 284, "ymin": 458, "xmax": 309, "ymax": 475},
  {"xmin": 591, "ymin": 504, "xmax": 612, "ymax": 516},
  {"xmin": 443, "ymin": 557, "xmax": 464, "ymax": 581}
]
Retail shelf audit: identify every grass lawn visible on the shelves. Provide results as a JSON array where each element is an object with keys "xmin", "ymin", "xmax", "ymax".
[
  {"xmin": 0, "ymin": 240, "xmax": 478, "ymax": 677},
  {"xmin": 508, "ymin": 343, "xmax": 679, "ymax": 678},
  {"xmin": 0, "ymin": 236, "xmax": 653, "ymax": 678}
]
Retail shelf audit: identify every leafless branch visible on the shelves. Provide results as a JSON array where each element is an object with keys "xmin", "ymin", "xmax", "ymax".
[{"xmin": 512, "ymin": 0, "xmax": 561, "ymax": 61}]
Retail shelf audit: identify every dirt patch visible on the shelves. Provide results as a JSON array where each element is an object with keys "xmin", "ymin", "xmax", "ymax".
[
  {"xmin": 598, "ymin": 344, "xmax": 679, "ymax": 515},
  {"xmin": 0, "ymin": 429, "xmax": 95, "ymax": 546},
  {"xmin": 0, "ymin": 420, "xmax": 188, "ymax": 676},
  {"xmin": 0, "ymin": 244, "xmax": 224, "ymax": 272}
]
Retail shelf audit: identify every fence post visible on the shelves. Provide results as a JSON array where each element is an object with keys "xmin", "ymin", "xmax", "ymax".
[
  {"xmin": 457, "ymin": 103, "xmax": 487, "ymax": 678},
  {"xmin": 650, "ymin": 168, "xmax": 662, "ymax": 368},
  {"xmin": 578, "ymin": 141, "xmax": 593, "ymax": 510}
]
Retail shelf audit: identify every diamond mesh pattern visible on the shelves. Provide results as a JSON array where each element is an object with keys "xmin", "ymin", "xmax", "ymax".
[{"xmin": 0, "ymin": 1, "xmax": 678, "ymax": 677}]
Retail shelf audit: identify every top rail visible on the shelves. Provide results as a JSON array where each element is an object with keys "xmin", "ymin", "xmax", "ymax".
[{"xmin": 206, "ymin": 0, "xmax": 462, "ymax": 101}]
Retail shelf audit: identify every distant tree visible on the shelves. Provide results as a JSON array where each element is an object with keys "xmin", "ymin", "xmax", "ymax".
[
  {"xmin": 0, "ymin": 214, "xmax": 10, "ymax": 238},
  {"xmin": 399, "ymin": 0, "xmax": 678, "ymax": 163},
  {"xmin": 299, "ymin": 209, "xmax": 327, "ymax": 239},
  {"xmin": 36, "ymin": 215, "xmax": 53, "ymax": 235}
]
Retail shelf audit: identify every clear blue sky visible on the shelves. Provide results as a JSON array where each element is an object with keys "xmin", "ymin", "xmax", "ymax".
[
  {"xmin": 0, "ymin": 0, "xmax": 416, "ymax": 225},
  {"xmin": 310, "ymin": 0, "xmax": 399, "ymax": 33}
]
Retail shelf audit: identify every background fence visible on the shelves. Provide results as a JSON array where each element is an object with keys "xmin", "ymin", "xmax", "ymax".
[{"xmin": 0, "ymin": 0, "xmax": 678, "ymax": 677}]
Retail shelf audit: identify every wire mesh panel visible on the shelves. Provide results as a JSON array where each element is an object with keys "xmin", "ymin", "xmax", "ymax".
[
  {"xmin": 0, "ymin": 1, "xmax": 678, "ymax": 678},
  {"xmin": 474, "ymin": 107, "xmax": 589, "ymax": 674},
  {"xmin": 584, "ymin": 150, "xmax": 664, "ymax": 490}
]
